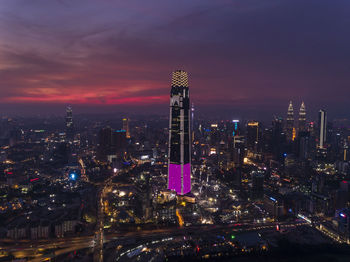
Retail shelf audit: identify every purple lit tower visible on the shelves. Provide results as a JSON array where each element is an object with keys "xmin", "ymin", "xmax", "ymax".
[{"xmin": 168, "ymin": 70, "xmax": 191, "ymax": 195}]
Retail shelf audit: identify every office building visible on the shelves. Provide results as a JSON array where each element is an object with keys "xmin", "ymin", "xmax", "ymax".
[
  {"xmin": 318, "ymin": 109, "xmax": 327, "ymax": 149},
  {"xmin": 231, "ymin": 120, "xmax": 240, "ymax": 137},
  {"xmin": 272, "ymin": 116, "xmax": 285, "ymax": 161},
  {"xmin": 122, "ymin": 118, "xmax": 130, "ymax": 139},
  {"xmin": 286, "ymin": 101, "xmax": 294, "ymax": 141},
  {"xmin": 251, "ymin": 171, "xmax": 264, "ymax": 199},
  {"xmin": 168, "ymin": 70, "xmax": 191, "ymax": 195},
  {"xmin": 191, "ymin": 103, "xmax": 194, "ymax": 143},
  {"xmin": 246, "ymin": 121, "xmax": 260, "ymax": 152},
  {"xmin": 298, "ymin": 101, "xmax": 306, "ymax": 133},
  {"xmin": 97, "ymin": 127, "xmax": 127, "ymax": 161},
  {"xmin": 66, "ymin": 106, "xmax": 74, "ymax": 140}
]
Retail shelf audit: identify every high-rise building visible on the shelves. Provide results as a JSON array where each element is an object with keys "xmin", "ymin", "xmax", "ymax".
[
  {"xmin": 297, "ymin": 131, "xmax": 310, "ymax": 160},
  {"xmin": 112, "ymin": 130, "xmax": 127, "ymax": 151},
  {"xmin": 225, "ymin": 135, "xmax": 245, "ymax": 187},
  {"xmin": 272, "ymin": 116, "xmax": 286, "ymax": 161},
  {"xmin": 318, "ymin": 109, "xmax": 327, "ymax": 149},
  {"xmin": 218, "ymin": 140, "xmax": 227, "ymax": 170},
  {"xmin": 97, "ymin": 127, "xmax": 113, "ymax": 161},
  {"xmin": 298, "ymin": 101, "xmax": 306, "ymax": 133},
  {"xmin": 286, "ymin": 101, "xmax": 294, "ymax": 141},
  {"xmin": 251, "ymin": 170, "xmax": 264, "ymax": 199},
  {"xmin": 343, "ymin": 140, "xmax": 349, "ymax": 162},
  {"xmin": 168, "ymin": 70, "xmax": 191, "ymax": 195},
  {"xmin": 232, "ymin": 136, "xmax": 245, "ymax": 167},
  {"xmin": 97, "ymin": 127, "xmax": 127, "ymax": 162},
  {"xmin": 122, "ymin": 118, "xmax": 130, "ymax": 139},
  {"xmin": 246, "ymin": 121, "xmax": 260, "ymax": 152},
  {"xmin": 231, "ymin": 120, "xmax": 240, "ymax": 137},
  {"xmin": 66, "ymin": 106, "xmax": 74, "ymax": 140},
  {"xmin": 209, "ymin": 123, "xmax": 219, "ymax": 146},
  {"xmin": 191, "ymin": 103, "xmax": 194, "ymax": 143}
]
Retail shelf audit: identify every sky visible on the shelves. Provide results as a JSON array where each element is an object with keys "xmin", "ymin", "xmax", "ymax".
[{"xmin": 0, "ymin": 0, "xmax": 350, "ymax": 120}]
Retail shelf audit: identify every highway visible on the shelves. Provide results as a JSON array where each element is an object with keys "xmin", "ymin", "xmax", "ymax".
[
  {"xmin": 93, "ymin": 167, "xmax": 127, "ymax": 262},
  {"xmin": 0, "ymin": 220, "xmax": 310, "ymax": 261}
]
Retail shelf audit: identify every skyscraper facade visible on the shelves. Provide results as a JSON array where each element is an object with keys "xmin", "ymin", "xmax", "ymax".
[
  {"xmin": 191, "ymin": 103, "xmax": 194, "ymax": 143},
  {"xmin": 122, "ymin": 118, "xmax": 130, "ymax": 139},
  {"xmin": 272, "ymin": 116, "xmax": 285, "ymax": 161},
  {"xmin": 318, "ymin": 109, "xmax": 327, "ymax": 149},
  {"xmin": 246, "ymin": 121, "xmax": 260, "ymax": 152},
  {"xmin": 66, "ymin": 106, "xmax": 74, "ymax": 140},
  {"xmin": 97, "ymin": 127, "xmax": 127, "ymax": 162},
  {"xmin": 298, "ymin": 101, "xmax": 306, "ymax": 133},
  {"xmin": 286, "ymin": 101, "xmax": 294, "ymax": 141},
  {"xmin": 168, "ymin": 70, "xmax": 191, "ymax": 195}
]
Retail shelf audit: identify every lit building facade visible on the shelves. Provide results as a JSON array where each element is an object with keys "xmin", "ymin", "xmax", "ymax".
[
  {"xmin": 298, "ymin": 101, "xmax": 306, "ymax": 133},
  {"xmin": 246, "ymin": 121, "xmax": 259, "ymax": 152},
  {"xmin": 66, "ymin": 106, "xmax": 74, "ymax": 140},
  {"xmin": 122, "ymin": 118, "xmax": 130, "ymax": 139},
  {"xmin": 286, "ymin": 101, "xmax": 294, "ymax": 141},
  {"xmin": 191, "ymin": 103, "xmax": 194, "ymax": 143},
  {"xmin": 97, "ymin": 127, "xmax": 127, "ymax": 161},
  {"xmin": 272, "ymin": 116, "xmax": 285, "ymax": 161},
  {"xmin": 318, "ymin": 109, "xmax": 327, "ymax": 149},
  {"xmin": 168, "ymin": 70, "xmax": 191, "ymax": 195}
]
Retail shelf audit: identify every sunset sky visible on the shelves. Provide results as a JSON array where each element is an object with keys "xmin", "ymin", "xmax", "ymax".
[{"xmin": 1, "ymin": 0, "xmax": 350, "ymax": 119}]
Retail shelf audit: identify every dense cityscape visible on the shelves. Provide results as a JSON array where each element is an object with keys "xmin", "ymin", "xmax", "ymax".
[
  {"xmin": 2, "ymin": 1, "xmax": 350, "ymax": 261},
  {"xmin": 0, "ymin": 69, "xmax": 350, "ymax": 261}
]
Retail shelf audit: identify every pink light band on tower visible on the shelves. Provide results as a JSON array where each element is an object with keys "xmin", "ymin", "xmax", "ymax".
[
  {"xmin": 168, "ymin": 163, "xmax": 181, "ymax": 193},
  {"xmin": 183, "ymin": 163, "xmax": 191, "ymax": 194},
  {"xmin": 168, "ymin": 163, "xmax": 191, "ymax": 195}
]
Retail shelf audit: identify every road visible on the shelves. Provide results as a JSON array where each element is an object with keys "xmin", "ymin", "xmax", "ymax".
[
  {"xmin": 112, "ymin": 220, "xmax": 310, "ymax": 261},
  {"xmin": 0, "ymin": 220, "xmax": 310, "ymax": 261},
  {"xmin": 93, "ymin": 168, "xmax": 124, "ymax": 262}
]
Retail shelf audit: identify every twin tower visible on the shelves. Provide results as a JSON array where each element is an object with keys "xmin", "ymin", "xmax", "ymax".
[
  {"xmin": 286, "ymin": 101, "xmax": 306, "ymax": 141},
  {"xmin": 167, "ymin": 70, "xmax": 191, "ymax": 195}
]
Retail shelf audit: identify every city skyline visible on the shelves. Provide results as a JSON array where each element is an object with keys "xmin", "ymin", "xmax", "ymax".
[
  {"xmin": 3, "ymin": 1, "xmax": 350, "ymax": 262},
  {"xmin": 1, "ymin": 0, "xmax": 350, "ymax": 118}
]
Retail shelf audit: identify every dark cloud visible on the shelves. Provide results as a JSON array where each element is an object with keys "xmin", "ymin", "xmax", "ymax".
[{"xmin": 0, "ymin": 0, "xmax": 349, "ymax": 119}]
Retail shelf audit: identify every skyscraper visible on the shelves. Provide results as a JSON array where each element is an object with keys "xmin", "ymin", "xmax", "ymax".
[
  {"xmin": 286, "ymin": 101, "xmax": 294, "ymax": 141},
  {"xmin": 122, "ymin": 118, "xmax": 130, "ymax": 139},
  {"xmin": 298, "ymin": 101, "xmax": 306, "ymax": 133},
  {"xmin": 246, "ymin": 121, "xmax": 260, "ymax": 152},
  {"xmin": 251, "ymin": 171, "xmax": 264, "ymax": 199},
  {"xmin": 272, "ymin": 116, "xmax": 285, "ymax": 161},
  {"xmin": 168, "ymin": 70, "xmax": 191, "ymax": 195},
  {"xmin": 318, "ymin": 109, "xmax": 327, "ymax": 149},
  {"xmin": 191, "ymin": 103, "xmax": 194, "ymax": 143},
  {"xmin": 97, "ymin": 127, "xmax": 127, "ymax": 162},
  {"xmin": 231, "ymin": 120, "xmax": 240, "ymax": 137},
  {"xmin": 66, "ymin": 106, "xmax": 74, "ymax": 140},
  {"xmin": 231, "ymin": 135, "xmax": 245, "ymax": 187}
]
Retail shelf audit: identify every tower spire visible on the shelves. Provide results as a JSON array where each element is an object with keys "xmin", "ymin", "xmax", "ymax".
[
  {"xmin": 298, "ymin": 101, "xmax": 306, "ymax": 132},
  {"xmin": 286, "ymin": 101, "xmax": 294, "ymax": 141}
]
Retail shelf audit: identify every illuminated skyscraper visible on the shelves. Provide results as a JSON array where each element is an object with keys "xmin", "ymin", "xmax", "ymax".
[
  {"xmin": 122, "ymin": 118, "xmax": 130, "ymax": 138},
  {"xmin": 318, "ymin": 109, "xmax": 327, "ymax": 149},
  {"xmin": 191, "ymin": 103, "xmax": 194, "ymax": 143},
  {"xmin": 97, "ymin": 127, "xmax": 127, "ymax": 162},
  {"xmin": 286, "ymin": 101, "xmax": 294, "ymax": 141},
  {"xmin": 298, "ymin": 101, "xmax": 306, "ymax": 133},
  {"xmin": 66, "ymin": 106, "xmax": 74, "ymax": 140},
  {"xmin": 231, "ymin": 120, "xmax": 240, "ymax": 137},
  {"xmin": 168, "ymin": 70, "xmax": 191, "ymax": 195},
  {"xmin": 272, "ymin": 116, "xmax": 285, "ymax": 161},
  {"xmin": 246, "ymin": 121, "xmax": 260, "ymax": 152}
]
